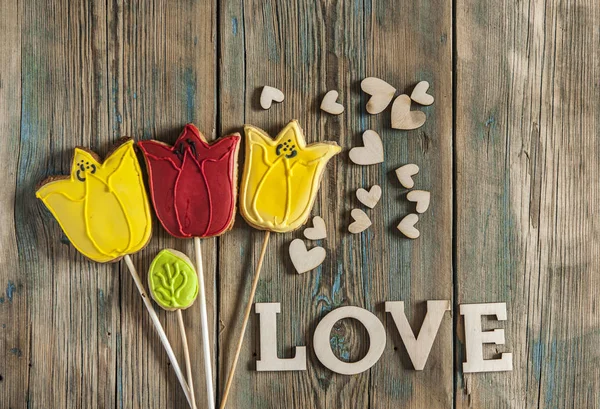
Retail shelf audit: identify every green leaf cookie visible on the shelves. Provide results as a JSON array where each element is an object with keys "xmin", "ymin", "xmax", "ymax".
[{"xmin": 148, "ymin": 249, "xmax": 199, "ymax": 310}]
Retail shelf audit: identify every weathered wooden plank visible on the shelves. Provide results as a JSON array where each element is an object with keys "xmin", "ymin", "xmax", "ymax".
[
  {"xmin": 456, "ymin": 0, "xmax": 600, "ymax": 408},
  {"xmin": 17, "ymin": 1, "xmax": 113, "ymax": 408},
  {"xmin": 218, "ymin": 1, "xmax": 453, "ymax": 408},
  {"xmin": 107, "ymin": 0, "xmax": 217, "ymax": 408},
  {"xmin": 10, "ymin": 1, "xmax": 218, "ymax": 408},
  {"xmin": 367, "ymin": 1, "xmax": 453, "ymax": 408},
  {"xmin": 0, "ymin": 0, "xmax": 26, "ymax": 407}
]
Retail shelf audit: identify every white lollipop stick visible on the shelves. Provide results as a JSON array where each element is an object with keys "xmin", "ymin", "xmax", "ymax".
[
  {"xmin": 194, "ymin": 237, "xmax": 216, "ymax": 409},
  {"xmin": 123, "ymin": 255, "xmax": 194, "ymax": 408}
]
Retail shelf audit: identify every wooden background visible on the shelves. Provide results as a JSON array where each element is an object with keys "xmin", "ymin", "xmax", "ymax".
[{"xmin": 1, "ymin": 0, "xmax": 598, "ymax": 408}]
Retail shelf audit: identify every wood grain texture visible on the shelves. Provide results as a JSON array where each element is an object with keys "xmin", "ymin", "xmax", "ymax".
[
  {"xmin": 3, "ymin": 0, "xmax": 598, "ymax": 407},
  {"xmin": 109, "ymin": 1, "xmax": 218, "ymax": 408},
  {"xmin": 109, "ymin": 1, "xmax": 217, "ymax": 408},
  {"xmin": 0, "ymin": 1, "xmax": 25, "ymax": 407},
  {"xmin": 4, "ymin": 0, "xmax": 217, "ymax": 408},
  {"xmin": 455, "ymin": 0, "xmax": 600, "ymax": 408},
  {"xmin": 368, "ymin": 1, "xmax": 453, "ymax": 407},
  {"xmin": 218, "ymin": 1, "xmax": 452, "ymax": 409},
  {"xmin": 18, "ymin": 2, "xmax": 112, "ymax": 408}
]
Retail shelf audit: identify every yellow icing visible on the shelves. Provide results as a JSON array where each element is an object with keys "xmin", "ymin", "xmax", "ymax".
[
  {"xmin": 239, "ymin": 120, "xmax": 341, "ymax": 233},
  {"xmin": 36, "ymin": 139, "xmax": 152, "ymax": 263}
]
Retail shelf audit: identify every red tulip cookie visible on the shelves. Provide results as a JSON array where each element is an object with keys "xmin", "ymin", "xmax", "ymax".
[{"xmin": 138, "ymin": 124, "xmax": 241, "ymax": 238}]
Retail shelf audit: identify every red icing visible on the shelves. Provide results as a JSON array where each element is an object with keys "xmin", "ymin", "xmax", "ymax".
[{"xmin": 138, "ymin": 124, "xmax": 240, "ymax": 238}]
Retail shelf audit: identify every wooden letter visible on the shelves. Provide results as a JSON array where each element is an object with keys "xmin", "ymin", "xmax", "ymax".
[
  {"xmin": 313, "ymin": 306, "xmax": 386, "ymax": 375},
  {"xmin": 385, "ymin": 300, "xmax": 450, "ymax": 370},
  {"xmin": 255, "ymin": 303, "xmax": 307, "ymax": 371},
  {"xmin": 460, "ymin": 303, "xmax": 513, "ymax": 373}
]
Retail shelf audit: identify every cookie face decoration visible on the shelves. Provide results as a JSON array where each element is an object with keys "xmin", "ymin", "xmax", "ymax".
[
  {"xmin": 138, "ymin": 124, "xmax": 241, "ymax": 239},
  {"xmin": 239, "ymin": 120, "xmax": 341, "ymax": 233},
  {"xmin": 36, "ymin": 138, "xmax": 152, "ymax": 263}
]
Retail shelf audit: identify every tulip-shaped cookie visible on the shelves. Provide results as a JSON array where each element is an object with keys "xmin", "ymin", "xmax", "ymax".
[
  {"xmin": 220, "ymin": 120, "xmax": 340, "ymax": 409},
  {"xmin": 138, "ymin": 124, "xmax": 241, "ymax": 409},
  {"xmin": 240, "ymin": 120, "xmax": 341, "ymax": 232},
  {"xmin": 36, "ymin": 138, "xmax": 152, "ymax": 262},
  {"xmin": 138, "ymin": 124, "xmax": 239, "ymax": 238},
  {"xmin": 36, "ymin": 138, "xmax": 195, "ymax": 408}
]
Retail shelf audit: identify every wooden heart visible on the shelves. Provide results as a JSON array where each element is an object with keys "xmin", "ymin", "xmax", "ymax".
[
  {"xmin": 348, "ymin": 209, "xmax": 372, "ymax": 234},
  {"xmin": 395, "ymin": 164, "xmax": 419, "ymax": 188},
  {"xmin": 406, "ymin": 190, "xmax": 430, "ymax": 213},
  {"xmin": 391, "ymin": 94, "xmax": 426, "ymax": 130},
  {"xmin": 410, "ymin": 81, "xmax": 434, "ymax": 106},
  {"xmin": 397, "ymin": 213, "xmax": 420, "ymax": 239},
  {"xmin": 260, "ymin": 85, "xmax": 285, "ymax": 109},
  {"xmin": 320, "ymin": 90, "xmax": 344, "ymax": 115},
  {"xmin": 356, "ymin": 185, "xmax": 382, "ymax": 209},
  {"xmin": 349, "ymin": 130, "xmax": 384, "ymax": 165},
  {"xmin": 289, "ymin": 239, "xmax": 326, "ymax": 274},
  {"xmin": 303, "ymin": 216, "xmax": 327, "ymax": 240},
  {"xmin": 361, "ymin": 77, "xmax": 396, "ymax": 114}
]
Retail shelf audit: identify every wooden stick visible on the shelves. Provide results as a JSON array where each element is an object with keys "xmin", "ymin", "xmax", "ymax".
[
  {"xmin": 123, "ymin": 255, "xmax": 194, "ymax": 408},
  {"xmin": 194, "ymin": 237, "xmax": 215, "ymax": 409},
  {"xmin": 176, "ymin": 310, "xmax": 197, "ymax": 409},
  {"xmin": 219, "ymin": 230, "xmax": 271, "ymax": 409}
]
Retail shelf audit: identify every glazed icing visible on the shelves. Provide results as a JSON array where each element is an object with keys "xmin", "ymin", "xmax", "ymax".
[
  {"xmin": 36, "ymin": 138, "xmax": 152, "ymax": 263},
  {"xmin": 239, "ymin": 120, "xmax": 341, "ymax": 233},
  {"xmin": 148, "ymin": 249, "xmax": 198, "ymax": 310},
  {"xmin": 138, "ymin": 124, "xmax": 240, "ymax": 239}
]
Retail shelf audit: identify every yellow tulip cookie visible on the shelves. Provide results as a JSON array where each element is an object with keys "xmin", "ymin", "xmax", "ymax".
[
  {"xmin": 36, "ymin": 138, "xmax": 152, "ymax": 263},
  {"xmin": 239, "ymin": 120, "xmax": 341, "ymax": 233}
]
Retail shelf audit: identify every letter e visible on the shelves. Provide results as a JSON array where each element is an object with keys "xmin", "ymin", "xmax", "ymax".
[{"xmin": 460, "ymin": 303, "xmax": 513, "ymax": 373}]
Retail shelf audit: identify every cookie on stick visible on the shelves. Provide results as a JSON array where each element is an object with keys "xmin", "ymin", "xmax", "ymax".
[
  {"xmin": 36, "ymin": 138, "xmax": 195, "ymax": 407},
  {"xmin": 138, "ymin": 124, "xmax": 241, "ymax": 409},
  {"xmin": 148, "ymin": 249, "xmax": 199, "ymax": 409},
  {"xmin": 219, "ymin": 120, "xmax": 341, "ymax": 409}
]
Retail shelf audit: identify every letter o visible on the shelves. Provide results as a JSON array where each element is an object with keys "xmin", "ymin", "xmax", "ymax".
[{"xmin": 313, "ymin": 306, "xmax": 386, "ymax": 375}]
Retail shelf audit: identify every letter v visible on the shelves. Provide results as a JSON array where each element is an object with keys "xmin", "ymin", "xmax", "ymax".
[{"xmin": 385, "ymin": 300, "xmax": 450, "ymax": 370}]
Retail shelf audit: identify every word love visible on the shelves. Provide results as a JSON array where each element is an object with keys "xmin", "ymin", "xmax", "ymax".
[{"xmin": 255, "ymin": 301, "xmax": 513, "ymax": 375}]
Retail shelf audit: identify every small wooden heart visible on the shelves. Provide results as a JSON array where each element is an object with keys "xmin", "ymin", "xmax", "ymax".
[
  {"xmin": 395, "ymin": 164, "xmax": 419, "ymax": 188},
  {"xmin": 406, "ymin": 190, "xmax": 430, "ymax": 213},
  {"xmin": 260, "ymin": 86, "xmax": 285, "ymax": 109},
  {"xmin": 348, "ymin": 209, "xmax": 372, "ymax": 234},
  {"xmin": 303, "ymin": 216, "xmax": 327, "ymax": 240},
  {"xmin": 397, "ymin": 213, "xmax": 420, "ymax": 239},
  {"xmin": 356, "ymin": 185, "xmax": 382, "ymax": 209},
  {"xmin": 320, "ymin": 90, "xmax": 344, "ymax": 115},
  {"xmin": 410, "ymin": 81, "xmax": 434, "ymax": 106},
  {"xmin": 349, "ymin": 130, "xmax": 384, "ymax": 165},
  {"xmin": 391, "ymin": 94, "xmax": 426, "ymax": 130},
  {"xmin": 289, "ymin": 239, "xmax": 326, "ymax": 274},
  {"xmin": 361, "ymin": 77, "xmax": 396, "ymax": 114}
]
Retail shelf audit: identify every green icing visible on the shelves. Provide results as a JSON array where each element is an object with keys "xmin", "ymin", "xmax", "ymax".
[{"xmin": 148, "ymin": 249, "xmax": 199, "ymax": 310}]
